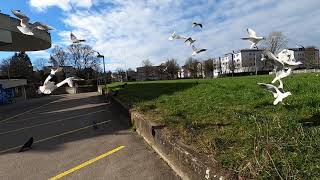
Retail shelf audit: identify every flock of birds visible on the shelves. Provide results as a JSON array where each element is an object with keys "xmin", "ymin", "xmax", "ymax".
[
  {"xmin": 169, "ymin": 25, "xmax": 302, "ymax": 105},
  {"xmin": 7, "ymin": 11, "xmax": 305, "ymax": 152},
  {"xmin": 169, "ymin": 22, "xmax": 207, "ymax": 56},
  {"xmin": 258, "ymin": 49, "xmax": 302, "ymax": 105},
  {"xmin": 9, "ymin": 10, "xmax": 101, "ymax": 152}
]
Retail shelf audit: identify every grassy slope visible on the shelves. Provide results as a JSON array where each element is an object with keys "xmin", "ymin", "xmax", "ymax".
[{"xmin": 107, "ymin": 74, "xmax": 320, "ymax": 178}]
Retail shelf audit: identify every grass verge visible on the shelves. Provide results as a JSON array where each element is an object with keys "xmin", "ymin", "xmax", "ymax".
[{"xmin": 106, "ymin": 73, "xmax": 320, "ymax": 179}]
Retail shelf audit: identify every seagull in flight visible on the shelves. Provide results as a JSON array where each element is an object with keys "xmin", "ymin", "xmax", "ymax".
[
  {"xmin": 184, "ymin": 37, "xmax": 196, "ymax": 45},
  {"xmin": 11, "ymin": 10, "xmax": 54, "ymax": 35},
  {"xmin": 191, "ymin": 45, "xmax": 206, "ymax": 56},
  {"xmin": 241, "ymin": 28, "xmax": 265, "ymax": 49},
  {"xmin": 168, "ymin": 31, "xmax": 187, "ymax": 41},
  {"xmin": 32, "ymin": 22, "xmax": 54, "ymax": 32},
  {"xmin": 192, "ymin": 22, "xmax": 202, "ymax": 28},
  {"xmin": 70, "ymin": 32, "xmax": 86, "ymax": 44},
  {"xmin": 262, "ymin": 50, "xmax": 300, "ymax": 83},
  {"xmin": 258, "ymin": 80, "xmax": 292, "ymax": 105},
  {"xmin": 49, "ymin": 55, "xmax": 62, "ymax": 72},
  {"xmin": 11, "ymin": 10, "xmax": 34, "ymax": 35},
  {"xmin": 276, "ymin": 49, "xmax": 302, "ymax": 66}
]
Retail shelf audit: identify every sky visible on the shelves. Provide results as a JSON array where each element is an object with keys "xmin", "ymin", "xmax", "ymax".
[{"xmin": 0, "ymin": 0, "xmax": 320, "ymax": 71}]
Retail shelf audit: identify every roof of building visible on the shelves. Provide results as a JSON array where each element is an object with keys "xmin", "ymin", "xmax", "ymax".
[{"xmin": 0, "ymin": 79, "xmax": 27, "ymax": 89}]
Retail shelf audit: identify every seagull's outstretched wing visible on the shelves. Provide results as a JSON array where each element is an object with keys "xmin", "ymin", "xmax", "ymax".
[
  {"xmin": 70, "ymin": 32, "xmax": 77, "ymax": 42},
  {"xmin": 277, "ymin": 79, "xmax": 285, "ymax": 93},
  {"xmin": 32, "ymin": 22, "xmax": 54, "ymax": 31},
  {"xmin": 247, "ymin": 28, "xmax": 257, "ymax": 38},
  {"xmin": 263, "ymin": 50, "xmax": 284, "ymax": 70},
  {"xmin": 258, "ymin": 82, "xmax": 279, "ymax": 98},
  {"xmin": 11, "ymin": 10, "xmax": 29, "ymax": 21},
  {"xmin": 50, "ymin": 55, "xmax": 60, "ymax": 70}
]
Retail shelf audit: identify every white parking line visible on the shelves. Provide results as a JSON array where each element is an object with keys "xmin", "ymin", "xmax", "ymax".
[
  {"xmin": 0, "ymin": 99, "xmax": 60, "ymax": 124},
  {"xmin": 0, "ymin": 120, "xmax": 112, "ymax": 154},
  {"xmin": 0, "ymin": 109, "xmax": 106, "ymax": 136}
]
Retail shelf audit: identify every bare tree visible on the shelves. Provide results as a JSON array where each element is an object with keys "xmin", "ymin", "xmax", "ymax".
[
  {"xmin": 184, "ymin": 57, "xmax": 200, "ymax": 78},
  {"xmin": 68, "ymin": 44, "xmax": 98, "ymax": 69},
  {"xmin": 304, "ymin": 46, "xmax": 318, "ymax": 69},
  {"xmin": 33, "ymin": 58, "xmax": 47, "ymax": 71},
  {"xmin": 142, "ymin": 59, "xmax": 153, "ymax": 79},
  {"xmin": 51, "ymin": 45, "xmax": 69, "ymax": 66},
  {"xmin": 165, "ymin": 58, "xmax": 180, "ymax": 79},
  {"xmin": 203, "ymin": 58, "xmax": 214, "ymax": 78},
  {"xmin": 262, "ymin": 32, "xmax": 288, "ymax": 53}
]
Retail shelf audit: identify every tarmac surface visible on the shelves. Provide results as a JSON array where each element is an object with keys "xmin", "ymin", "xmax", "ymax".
[{"xmin": 0, "ymin": 92, "xmax": 179, "ymax": 180}]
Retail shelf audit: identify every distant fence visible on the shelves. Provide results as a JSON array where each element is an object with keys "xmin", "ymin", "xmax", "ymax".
[
  {"xmin": 269, "ymin": 69, "xmax": 320, "ymax": 75},
  {"xmin": 292, "ymin": 69, "xmax": 320, "ymax": 74}
]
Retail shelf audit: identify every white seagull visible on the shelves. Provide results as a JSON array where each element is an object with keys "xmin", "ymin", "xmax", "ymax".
[
  {"xmin": 191, "ymin": 45, "xmax": 207, "ymax": 56},
  {"xmin": 11, "ymin": 10, "xmax": 54, "ymax": 35},
  {"xmin": 32, "ymin": 22, "xmax": 54, "ymax": 32},
  {"xmin": 241, "ymin": 28, "xmax": 265, "ymax": 49},
  {"xmin": 276, "ymin": 49, "xmax": 302, "ymax": 66},
  {"xmin": 168, "ymin": 31, "xmax": 187, "ymax": 41},
  {"xmin": 262, "ymin": 50, "xmax": 301, "ymax": 83},
  {"xmin": 184, "ymin": 37, "xmax": 196, "ymax": 45},
  {"xmin": 49, "ymin": 55, "xmax": 62, "ymax": 72},
  {"xmin": 258, "ymin": 80, "xmax": 291, "ymax": 105},
  {"xmin": 192, "ymin": 22, "xmax": 203, "ymax": 28},
  {"xmin": 70, "ymin": 32, "xmax": 86, "ymax": 44},
  {"xmin": 11, "ymin": 10, "xmax": 34, "ymax": 35}
]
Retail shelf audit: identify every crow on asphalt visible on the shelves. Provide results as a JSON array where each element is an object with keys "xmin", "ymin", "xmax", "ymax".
[
  {"xmin": 93, "ymin": 121, "xmax": 98, "ymax": 130},
  {"xmin": 19, "ymin": 137, "xmax": 33, "ymax": 152}
]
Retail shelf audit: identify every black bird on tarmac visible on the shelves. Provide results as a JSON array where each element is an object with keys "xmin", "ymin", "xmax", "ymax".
[
  {"xmin": 19, "ymin": 137, "xmax": 33, "ymax": 152},
  {"xmin": 93, "ymin": 121, "xmax": 98, "ymax": 130}
]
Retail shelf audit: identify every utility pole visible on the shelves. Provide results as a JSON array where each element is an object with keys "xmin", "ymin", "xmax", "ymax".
[
  {"xmin": 96, "ymin": 52, "xmax": 106, "ymax": 86},
  {"xmin": 225, "ymin": 51, "xmax": 235, "ymax": 77},
  {"xmin": 255, "ymin": 52, "xmax": 258, "ymax": 75}
]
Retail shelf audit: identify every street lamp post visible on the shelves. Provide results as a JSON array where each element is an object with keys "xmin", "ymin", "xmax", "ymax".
[
  {"xmin": 96, "ymin": 52, "xmax": 106, "ymax": 87},
  {"xmin": 255, "ymin": 52, "xmax": 258, "ymax": 75},
  {"xmin": 225, "ymin": 51, "xmax": 235, "ymax": 77}
]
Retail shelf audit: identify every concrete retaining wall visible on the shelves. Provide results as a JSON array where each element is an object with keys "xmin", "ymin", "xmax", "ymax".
[{"xmin": 111, "ymin": 96, "xmax": 235, "ymax": 180}]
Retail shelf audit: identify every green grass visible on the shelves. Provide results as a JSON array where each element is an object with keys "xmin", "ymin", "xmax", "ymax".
[{"xmin": 106, "ymin": 74, "xmax": 320, "ymax": 179}]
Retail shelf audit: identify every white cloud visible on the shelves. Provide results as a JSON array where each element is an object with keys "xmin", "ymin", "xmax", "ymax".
[
  {"xmin": 53, "ymin": 0, "xmax": 320, "ymax": 71},
  {"xmin": 29, "ymin": 0, "xmax": 93, "ymax": 11}
]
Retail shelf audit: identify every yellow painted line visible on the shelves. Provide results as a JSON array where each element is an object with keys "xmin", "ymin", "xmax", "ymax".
[
  {"xmin": 0, "ymin": 110, "xmax": 106, "ymax": 135},
  {"xmin": 0, "ymin": 120, "xmax": 111, "ymax": 154},
  {"xmin": 49, "ymin": 146, "xmax": 125, "ymax": 180}
]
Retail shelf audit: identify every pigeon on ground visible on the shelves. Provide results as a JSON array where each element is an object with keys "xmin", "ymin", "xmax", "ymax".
[
  {"xmin": 168, "ymin": 31, "xmax": 187, "ymax": 41},
  {"xmin": 257, "ymin": 81, "xmax": 291, "ymax": 105},
  {"xmin": 191, "ymin": 45, "xmax": 207, "ymax": 56},
  {"xmin": 241, "ymin": 28, "xmax": 265, "ymax": 49},
  {"xmin": 93, "ymin": 121, "xmax": 98, "ymax": 130},
  {"xmin": 70, "ymin": 32, "xmax": 86, "ymax": 44},
  {"xmin": 19, "ymin": 137, "xmax": 34, "ymax": 152},
  {"xmin": 192, "ymin": 22, "xmax": 203, "ymax": 28},
  {"xmin": 184, "ymin": 37, "xmax": 196, "ymax": 45}
]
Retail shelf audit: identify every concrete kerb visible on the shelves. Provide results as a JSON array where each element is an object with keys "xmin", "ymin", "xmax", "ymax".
[{"xmin": 109, "ymin": 94, "xmax": 234, "ymax": 180}]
